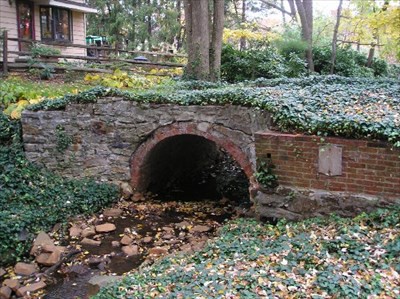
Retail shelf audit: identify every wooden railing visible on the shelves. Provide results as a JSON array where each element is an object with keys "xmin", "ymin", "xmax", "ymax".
[{"xmin": 1, "ymin": 30, "xmax": 187, "ymax": 76}]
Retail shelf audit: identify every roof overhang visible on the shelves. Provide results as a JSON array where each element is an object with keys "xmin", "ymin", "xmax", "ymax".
[{"xmin": 33, "ymin": 0, "xmax": 98, "ymax": 13}]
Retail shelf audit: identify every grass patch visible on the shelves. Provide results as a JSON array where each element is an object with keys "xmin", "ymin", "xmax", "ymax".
[
  {"xmin": 95, "ymin": 208, "xmax": 400, "ymax": 298},
  {"xmin": 0, "ymin": 113, "xmax": 119, "ymax": 266}
]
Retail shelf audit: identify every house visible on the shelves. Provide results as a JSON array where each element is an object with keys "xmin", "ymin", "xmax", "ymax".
[{"xmin": 0, "ymin": 0, "xmax": 97, "ymax": 59}]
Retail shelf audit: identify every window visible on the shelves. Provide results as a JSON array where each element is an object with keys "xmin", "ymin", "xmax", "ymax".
[{"xmin": 40, "ymin": 6, "xmax": 71, "ymax": 42}]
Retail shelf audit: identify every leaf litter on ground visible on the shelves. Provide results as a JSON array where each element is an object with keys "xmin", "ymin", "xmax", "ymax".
[{"xmin": 95, "ymin": 206, "xmax": 400, "ymax": 299}]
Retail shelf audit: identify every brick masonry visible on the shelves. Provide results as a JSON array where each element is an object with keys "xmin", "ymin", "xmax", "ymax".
[{"xmin": 253, "ymin": 131, "xmax": 400, "ymax": 220}]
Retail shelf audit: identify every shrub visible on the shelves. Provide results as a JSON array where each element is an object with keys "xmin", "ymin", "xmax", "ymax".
[
  {"xmin": 221, "ymin": 44, "xmax": 287, "ymax": 82},
  {"xmin": 313, "ymin": 45, "xmax": 388, "ymax": 77}
]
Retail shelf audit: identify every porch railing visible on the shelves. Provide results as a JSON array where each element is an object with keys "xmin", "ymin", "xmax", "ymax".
[{"xmin": 0, "ymin": 30, "xmax": 187, "ymax": 76}]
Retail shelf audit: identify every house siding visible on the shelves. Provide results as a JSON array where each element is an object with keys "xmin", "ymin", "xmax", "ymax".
[
  {"xmin": 0, "ymin": 0, "xmax": 19, "ymax": 60},
  {"xmin": 1, "ymin": 0, "xmax": 87, "ymax": 60}
]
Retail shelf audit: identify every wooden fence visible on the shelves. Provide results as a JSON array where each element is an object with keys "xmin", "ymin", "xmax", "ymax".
[{"xmin": 0, "ymin": 30, "xmax": 187, "ymax": 76}]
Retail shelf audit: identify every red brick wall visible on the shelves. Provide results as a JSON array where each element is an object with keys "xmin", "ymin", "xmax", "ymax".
[{"xmin": 255, "ymin": 132, "xmax": 400, "ymax": 199}]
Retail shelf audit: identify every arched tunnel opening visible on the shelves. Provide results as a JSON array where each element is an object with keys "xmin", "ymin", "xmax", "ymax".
[{"xmin": 137, "ymin": 134, "xmax": 251, "ymax": 206}]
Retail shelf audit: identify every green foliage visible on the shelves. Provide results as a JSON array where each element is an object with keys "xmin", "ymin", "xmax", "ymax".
[
  {"xmin": 55, "ymin": 125, "xmax": 72, "ymax": 153},
  {"xmin": 313, "ymin": 45, "xmax": 388, "ymax": 77},
  {"xmin": 95, "ymin": 206, "xmax": 400, "ymax": 298},
  {"xmin": 221, "ymin": 44, "xmax": 287, "ymax": 82},
  {"xmin": 0, "ymin": 77, "xmax": 89, "ymax": 119},
  {"xmin": 28, "ymin": 76, "xmax": 400, "ymax": 148},
  {"xmin": 30, "ymin": 43, "xmax": 61, "ymax": 58},
  {"xmin": 255, "ymin": 160, "xmax": 278, "ymax": 189},
  {"xmin": 0, "ymin": 113, "xmax": 119, "ymax": 266}
]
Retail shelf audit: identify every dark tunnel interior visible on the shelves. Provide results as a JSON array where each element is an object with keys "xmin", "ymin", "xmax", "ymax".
[{"xmin": 138, "ymin": 134, "xmax": 250, "ymax": 205}]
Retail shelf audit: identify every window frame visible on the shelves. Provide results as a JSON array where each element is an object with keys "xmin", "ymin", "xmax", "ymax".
[{"xmin": 39, "ymin": 6, "xmax": 73, "ymax": 43}]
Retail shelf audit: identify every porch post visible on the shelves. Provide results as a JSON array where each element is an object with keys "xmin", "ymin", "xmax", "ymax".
[{"xmin": 2, "ymin": 30, "xmax": 8, "ymax": 76}]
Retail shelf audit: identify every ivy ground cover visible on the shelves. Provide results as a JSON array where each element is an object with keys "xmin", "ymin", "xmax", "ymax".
[
  {"xmin": 96, "ymin": 207, "xmax": 400, "ymax": 298},
  {"xmin": 29, "ymin": 76, "xmax": 400, "ymax": 148},
  {"xmin": 0, "ymin": 114, "xmax": 119, "ymax": 265}
]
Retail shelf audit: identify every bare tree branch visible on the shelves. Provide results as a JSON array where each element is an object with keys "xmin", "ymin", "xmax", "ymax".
[{"xmin": 258, "ymin": 0, "xmax": 295, "ymax": 17}]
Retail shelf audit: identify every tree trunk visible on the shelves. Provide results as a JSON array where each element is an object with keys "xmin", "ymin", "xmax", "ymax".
[
  {"xmin": 330, "ymin": 0, "xmax": 343, "ymax": 74},
  {"xmin": 184, "ymin": 0, "xmax": 210, "ymax": 80},
  {"xmin": 147, "ymin": 0, "xmax": 152, "ymax": 51},
  {"xmin": 281, "ymin": 0, "xmax": 286, "ymax": 24},
  {"xmin": 239, "ymin": 0, "xmax": 246, "ymax": 50},
  {"xmin": 210, "ymin": 0, "xmax": 225, "ymax": 81},
  {"xmin": 176, "ymin": 0, "xmax": 183, "ymax": 50},
  {"xmin": 367, "ymin": 46, "xmax": 375, "ymax": 68},
  {"xmin": 295, "ymin": 0, "xmax": 314, "ymax": 71},
  {"xmin": 287, "ymin": 0, "xmax": 298, "ymax": 22},
  {"xmin": 184, "ymin": 0, "xmax": 224, "ymax": 81}
]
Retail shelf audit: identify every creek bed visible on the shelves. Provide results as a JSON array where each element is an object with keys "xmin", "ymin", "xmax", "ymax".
[{"xmin": 43, "ymin": 199, "xmax": 240, "ymax": 299}]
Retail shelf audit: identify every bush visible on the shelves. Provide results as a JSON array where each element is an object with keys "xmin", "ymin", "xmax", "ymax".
[
  {"xmin": 313, "ymin": 45, "xmax": 388, "ymax": 77},
  {"xmin": 221, "ymin": 44, "xmax": 288, "ymax": 82},
  {"xmin": 0, "ymin": 113, "xmax": 119, "ymax": 265}
]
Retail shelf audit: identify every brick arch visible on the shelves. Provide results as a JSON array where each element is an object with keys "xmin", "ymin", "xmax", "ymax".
[{"xmin": 130, "ymin": 122, "xmax": 254, "ymax": 191}]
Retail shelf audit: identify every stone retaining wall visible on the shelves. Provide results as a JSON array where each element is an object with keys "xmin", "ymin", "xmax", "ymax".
[{"xmin": 21, "ymin": 98, "xmax": 271, "ymax": 185}]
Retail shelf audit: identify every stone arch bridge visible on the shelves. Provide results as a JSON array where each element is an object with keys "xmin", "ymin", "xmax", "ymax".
[
  {"xmin": 21, "ymin": 97, "xmax": 271, "ymax": 193},
  {"xmin": 21, "ymin": 96, "xmax": 399, "ymax": 219}
]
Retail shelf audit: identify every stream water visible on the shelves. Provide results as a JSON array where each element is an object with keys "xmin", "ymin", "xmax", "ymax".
[{"xmin": 42, "ymin": 199, "xmax": 238, "ymax": 299}]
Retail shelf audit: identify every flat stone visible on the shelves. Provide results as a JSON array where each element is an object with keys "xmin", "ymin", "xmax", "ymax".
[
  {"xmin": 16, "ymin": 281, "xmax": 46, "ymax": 297},
  {"xmin": 2, "ymin": 279, "xmax": 20, "ymax": 291},
  {"xmin": 190, "ymin": 225, "xmax": 211, "ymax": 233},
  {"xmin": 81, "ymin": 238, "xmax": 101, "ymax": 246},
  {"xmin": 148, "ymin": 247, "xmax": 168, "ymax": 256},
  {"xmin": 120, "ymin": 235, "xmax": 133, "ymax": 246},
  {"xmin": 69, "ymin": 226, "xmax": 82, "ymax": 238},
  {"xmin": 121, "ymin": 245, "xmax": 139, "ymax": 256},
  {"xmin": 81, "ymin": 226, "xmax": 96, "ymax": 238},
  {"xmin": 0, "ymin": 268, "xmax": 5, "ymax": 277},
  {"xmin": 14, "ymin": 262, "xmax": 38, "ymax": 276},
  {"xmin": 95, "ymin": 223, "xmax": 116, "ymax": 233},
  {"xmin": 0, "ymin": 286, "xmax": 11, "ymax": 299},
  {"xmin": 103, "ymin": 208, "xmax": 123, "ymax": 218},
  {"xmin": 30, "ymin": 231, "xmax": 54, "ymax": 256}
]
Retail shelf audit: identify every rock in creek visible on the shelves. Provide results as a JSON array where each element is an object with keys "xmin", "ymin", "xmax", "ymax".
[
  {"xmin": 95, "ymin": 223, "xmax": 116, "ymax": 233},
  {"xmin": 14, "ymin": 262, "xmax": 38, "ymax": 276}
]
